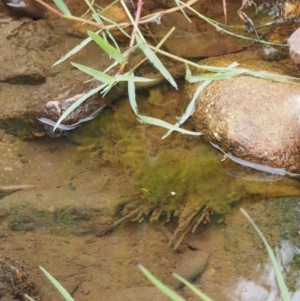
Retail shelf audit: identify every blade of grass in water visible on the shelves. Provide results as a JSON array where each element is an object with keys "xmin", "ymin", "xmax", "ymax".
[
  {"xmin": 138, "ymin": 265, "xmax": 185, "ymax": 301},
  {"xmin": 162, "ymin": 62, "xmax": 239, "ymax": 139},
  {"xmin": 53, "ymin": 83, "xmax": 107, "ymax": 131},
  {"xmin": 128, "ymin": 73, "xmax": 201, "ymax": 135},
  {"xmin": 240, "ymin": 208, "xmax": 291, "ymax": 301},
  {"xmin": 173, "ymin": 274, "xmax": 214, "ymax": 301},
  {"xmin": 39, "ymin": 266, "xmax": 75, "ymax": 301}
]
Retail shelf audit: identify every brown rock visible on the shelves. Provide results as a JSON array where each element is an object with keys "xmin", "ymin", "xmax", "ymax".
[
  {"xmin": 149, "ymin": 11, "xmax": 248, "ymax": 58},
  {"xmin": 187, "ymin": 58, "xmax": 300, "ymax": 174}
]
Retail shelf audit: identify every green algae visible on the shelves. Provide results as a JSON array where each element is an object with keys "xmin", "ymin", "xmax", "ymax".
[{"xmin": 68, "ymin": 89, "xmax": 300, "ymax": 219}]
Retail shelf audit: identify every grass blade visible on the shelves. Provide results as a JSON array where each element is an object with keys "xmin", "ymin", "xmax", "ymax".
[
  {"xmin": 53, "ymin": 31, "xmax": 101, "ymax": 66},
  {"xmin": 53, "ymin": 84, "xmax": 107, "ymax": 131},
  {"xmin": 240, "ymin": 208, "xmax": 292, "ymax": 301},
  {"xmin": 162, "ymin": 62, "xmax": 239, "ymax": 139},
  {"xmin": 138, "ymin": 265, "xmax": 185, "ymax": 301},
  {"xmin": 71, "ymin": 63, "xmax": 114, "ymax": 84},
  {"xmin": 173, "ymin": 274, "xmax": 214, "ymax": 301},
  {"xmin": 25, "ymin": 295, "xmax": 36, "ymax": 301},
  {"xmin": 87, "ymin": 31, "xmax": 125, "ymax": 63},
  {"xmin": 138, "ymin": 115, "xmax": 202, "ymax": 135},
  {"xmin": 52, "ymin": 0, "xmax": 71, "ymax": 16},
  {"xmin": 136, "ymin": 35, "xmax": 177, "ymax": 89},
  {"xmin": 186, "ymin": 69, "xmax": 244, "ymax": 82},
  {"xmin": 128, "ymin": 73, "xmax": 139, "ymax": 114},
  {"xmin": 39, "ymin": 266, "xmax": 75, "ymax": 301},
  {"xmin": 115, "ymin": 74, "xmax": 154, "ymax": 82},
  {"xmin": 127, "ymin": 74, "xmax": 200, "ymax": 135}
]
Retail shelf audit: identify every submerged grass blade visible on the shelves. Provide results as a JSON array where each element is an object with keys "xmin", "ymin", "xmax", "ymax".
[
  {"xmin": 137, "ymin": 115, "xmax": 202, "ymax": 136},
  {"xmin": 39, "ymin": 266, "xmax": 75, "ymax": 301},
  {"xmin": 127, "ymin": 73, "xmax": 200, "ymax": 135},
  {"xmin": 25, "ymin": 295, "xmax": 36, "ymax": 301},
  {"xmin": 240, "ymin": 208, "xmax": 291, "ymax": 301},
  {"xmin": 173, "ymin": 274, "xmax": 214, "ymax": 301},
  {"xmin": 138, "ymin": 265, "xmax": 185, "ymax": 301}
]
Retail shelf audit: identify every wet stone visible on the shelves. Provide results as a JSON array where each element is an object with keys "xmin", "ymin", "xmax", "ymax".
[
  {"xmin": 186, "ymin": 56, "xmax": 300, "ymax": 174},
  {"xmin": 261, "ymin": 44, "xmax": 287, "ymax": 61},
  {"xmin": 0, "ymin": 18, "xmax": 50, "ymax": 84},
  {"xmin": 6, "ymin": 19, "xmax": 60, "ymax": 51},
  {"xmin": 2, "ymin": 0, "xmax": 47, "ymax": 20},
  {"xmin": 149, "ymin": 11, "xmax": 248, "ymax": 58}
]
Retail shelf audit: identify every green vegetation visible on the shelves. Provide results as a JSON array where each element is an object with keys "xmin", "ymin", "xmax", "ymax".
[{"xmin": 35, "ymin": 0, "xmax": 300, "ymax": 139}]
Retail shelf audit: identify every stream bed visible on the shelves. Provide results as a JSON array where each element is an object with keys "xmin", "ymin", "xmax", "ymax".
[{"xmin": 1, "ymin": 0, "xmax": 300, "ymax": 300}]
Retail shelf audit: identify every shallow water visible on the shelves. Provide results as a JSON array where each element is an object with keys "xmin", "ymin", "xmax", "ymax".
[
  {"xmin": 2, "ymin": 85, "xmax": 300, "ymax": 300},
  {"xmin": 1, "ymin": 1, "xmax": 300, "ymax": 300}
]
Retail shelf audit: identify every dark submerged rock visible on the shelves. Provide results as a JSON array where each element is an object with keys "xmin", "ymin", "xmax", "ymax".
[
  {"xmin": 0, "ymin": 257, "xmax": 35, "ymax": 300},
  {"xmin": 186, "ymin": 57, "xmax": 300, "ymax": 174},
  {"xmin": 2, "ymin": 0, "xmax": 47, "ymax": 20},
  {"xmin": 261, "ymin": 44, "xmax": 287, "ymax": 61}
]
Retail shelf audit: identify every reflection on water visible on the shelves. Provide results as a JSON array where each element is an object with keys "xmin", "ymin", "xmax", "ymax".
[{"xmin": 231, "ymin": 240, "xmax": 300, "ymax": 301}]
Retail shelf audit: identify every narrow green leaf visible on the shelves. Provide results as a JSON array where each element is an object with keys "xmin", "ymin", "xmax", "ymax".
[
  {"xmin": 25, "ymin": 295, "xmax": 36, "ymax": 301},
  {"xmin": 39, "ymin": 266, "xmax": 75, "ymax": 301},
  {"xmin": 173, "ymin": 274, "xmax": 214, "ymax": 301},
  {"xmin": 162, "ymin": 62, "xmax": 238, "ymax": 139},
  {"xmin": 54, "ymin": 84, "xmax": 107, "ymax": 131},
  {"xmin": 138, "ymin": 114, "xmax": 202, "ymax": 136},
  {"xmin": 52, "ymin": 0, "xmax": 71, "ymax": 15},
  {"xmin": 87, "ymin": 31, "xmax": 125, "ymax": 63},
  {"xmin": 115, "ymin": 74, "xmax": 154, "ymax": 82},
  {"xmin": 99, "ymin": 14, "xmax": 131, "ymax": 41},
  {"xmin": 71, "ymin": 62, "xmax": 114, "ymax": 84},
  {"xmin": 174, "ymin": 0, "xmax": 191, "ymax": 22},
  {"xmin": 127, "ymin": 75, "xmax": 200, "ymax": 135},
  {"xmin": 136, "ymin": 35, "xmax": 177, "ymax": 89},
  {"xmin": 128, "ymin": 73, "xmax": 138, "ymax": 114},
  {"xmin": 138, "ymin": 265, "xmax": 185, "ymax": 301},
  {"xmin": 53, "ymin": 33, "xmax": 99, "ymax": 66},
  {"xmin": 240, "ymin": 209, "xmax": 292, "ymax": 301},
  {"xmin": 186, "ymin": 69, "xmax": 244, "ymax": 82}
]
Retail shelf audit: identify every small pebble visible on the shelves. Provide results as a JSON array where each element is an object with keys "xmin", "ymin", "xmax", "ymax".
[{"xmin": 262, "ymin": 44, "xmax": 287, "ymax": 61}]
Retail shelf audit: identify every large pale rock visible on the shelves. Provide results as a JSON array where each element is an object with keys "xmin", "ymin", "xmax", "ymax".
[
  {"xmin": 187, "ymin": 57, "xmax": 300, "ymax": 174},
  {"xmin": 288, "ymin": 26, "xmax": 300, "ymax": 65}
]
